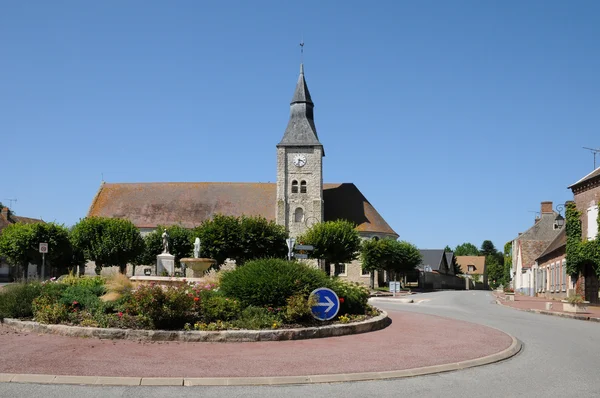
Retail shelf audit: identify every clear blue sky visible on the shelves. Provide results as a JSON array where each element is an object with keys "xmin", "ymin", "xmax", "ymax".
[{"xmin": 2, "ymin": 1, "xmax": 599, "ymax": 252}]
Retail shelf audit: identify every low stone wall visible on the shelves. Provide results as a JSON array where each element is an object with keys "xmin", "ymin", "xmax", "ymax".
[{"xmin": 2, "ymin": 311, "xmax": 389, "ymax": 342}]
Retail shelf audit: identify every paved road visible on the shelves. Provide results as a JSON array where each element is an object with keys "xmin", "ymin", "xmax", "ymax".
[{"xmin": 2, "ymin": 291, "xmax": 599, "ymax": 397}]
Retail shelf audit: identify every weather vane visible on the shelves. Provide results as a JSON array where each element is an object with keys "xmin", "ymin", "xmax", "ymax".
[{"xmin": 300, "ymin": 38, "xmax": 304, "ymax": 63}]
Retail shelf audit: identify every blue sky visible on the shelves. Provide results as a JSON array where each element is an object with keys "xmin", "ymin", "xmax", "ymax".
[{"xmin": 2, "ymin": 1, "xmax": 599, "ymax": 252}]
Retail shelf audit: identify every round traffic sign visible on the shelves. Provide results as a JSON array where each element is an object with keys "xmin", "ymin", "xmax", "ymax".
[{"xmin": 309, "ymin": 287, "xmax": 340, "ymax": 321}]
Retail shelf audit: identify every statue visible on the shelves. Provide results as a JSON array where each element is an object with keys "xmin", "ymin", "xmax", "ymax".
[
  {"xmin": 162, "ymin": 229, "xmax": 169, "ymax": 254},
  {"xmin": 193, "ymin": 237, "xmax": 201, "ymax": 258}
]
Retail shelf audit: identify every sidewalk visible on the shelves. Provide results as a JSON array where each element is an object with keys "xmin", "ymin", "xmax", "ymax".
[
  {"xmin": 0, "ymin": 310, "xmax": 517, "ymax": 386},
  {"xmin": 494, "ymin": 292, "xmax": 600, "ymax": 322}
]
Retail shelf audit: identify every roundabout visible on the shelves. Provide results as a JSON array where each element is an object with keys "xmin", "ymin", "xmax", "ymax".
[{"xmin": 0, "ymin": 305, "xmax": 519, "ymax": 386}]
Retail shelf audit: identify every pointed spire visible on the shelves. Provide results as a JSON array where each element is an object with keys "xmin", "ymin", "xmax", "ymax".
[{"xmin": 278, "ymin": 64, "xmax": 322, "ymax": 149}]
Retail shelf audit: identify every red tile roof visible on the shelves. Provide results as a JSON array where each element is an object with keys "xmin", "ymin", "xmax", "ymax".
[{"xmin": 88, "ymin": 182, "xmax": 398, "ymax": 236}]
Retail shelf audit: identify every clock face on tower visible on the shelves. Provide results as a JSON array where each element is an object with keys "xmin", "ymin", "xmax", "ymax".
[{"xmin": 293, "ymin": 154, "xmax": 307, "ymax": 168}]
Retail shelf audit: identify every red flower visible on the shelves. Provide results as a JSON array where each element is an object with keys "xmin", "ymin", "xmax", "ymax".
[
  {"xmin": 118, "ymin": 312, "xmax": 123, "ymax": 318},
  {"xmin": 194, "ymin": 297, "xmax": 200, "ymax": 302},
  {"xmin": 72, "ymin": 301, "xmax": 78, "ymax": 305},
  {"xmin": 339, "ymin": 297, "xmax": 345, "ymax": 303}
]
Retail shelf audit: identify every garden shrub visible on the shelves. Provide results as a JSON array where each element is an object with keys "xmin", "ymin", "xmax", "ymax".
[
  {"xmin": 283, "ymin": 293, "xmax": 316, "ymax": 323},
  {"xmin": 0, "ymin": 282, "xmax": 43, "ymax": 319},
  {"xmin": 232, "ymin": 306, "xmax": 282, "ymax": 330},
  {"xmin": 219, "ymin": 258, "xmax": 330, "ymax": 307},
  {"xmin": 326, "ymin": 278, "xmax": 370, "ymax": 315},
  {"xmin": 199, "ymin": 291, "xmax": 241, "ymax": 322},
  {"xmin": 32, "ymin": 295, "xmax": 69, "ymax": 324},
  {"xmin": 59, "ymin": 284, "xmax": 105, "ymax": 312}
]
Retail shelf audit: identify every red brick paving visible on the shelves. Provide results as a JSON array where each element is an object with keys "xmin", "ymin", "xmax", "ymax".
[
  {"xmin": 0, "ymin": 311, "xmax": 512, "ymax": 378},
  {"xmin": 494, "ymin": 292, "xmax": 600, "ymax": 319}
]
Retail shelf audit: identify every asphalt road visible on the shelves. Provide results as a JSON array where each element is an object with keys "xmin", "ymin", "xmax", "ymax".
[{"xmin": 2, "ymin": 290, "xmax": 599, "ymax": 397}]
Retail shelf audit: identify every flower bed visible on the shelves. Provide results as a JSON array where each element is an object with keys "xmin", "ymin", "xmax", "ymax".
[{"xmin": 0, "ymin": 259, "xmax": 380, "ymax": 332}]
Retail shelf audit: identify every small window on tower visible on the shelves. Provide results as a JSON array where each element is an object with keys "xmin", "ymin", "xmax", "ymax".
[
  {"xmin": 291, "ymin": 180, "xmax": 298, "ymax": 193},
  {"xmin": 294, "ymin": 207, "xmax": 304, "ymax": 223},
  {"xmin": 300, "ymin": 180, "xmax": 307, "ymax": 193}
]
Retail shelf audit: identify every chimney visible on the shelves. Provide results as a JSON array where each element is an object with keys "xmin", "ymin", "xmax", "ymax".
[
  {"xmin": 541, "ymin": 201, "xmax": 553, "ymax": 214},
  {"xmin": 1, "ymin": 207, "xmax": 9, "ymax": 218}
]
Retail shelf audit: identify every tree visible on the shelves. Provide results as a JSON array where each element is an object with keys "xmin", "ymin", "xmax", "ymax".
[
  {"xmin": 454, "ymin": 242, "xmax": 480, "ymax": 256},
  {"xmin": 135, "ymin": 225, "xmax": 194, "ymax": 270},
  {"xmin": 480, "ymin": 240, "xmax": 497, "ymax": 257},
  {"xmin": 192, "ymin": 214, "xmax": 288, "ymax": 266},
  {"xmin": 362, "ymin": 239, "xmax": 422, "ymax": 289},
  {"xmin": 0, "ymin": 223, "xmax": 34, "ymax": 280},
  {"xmin": 238, "ymin": 216, "xmax": 287, "ymax": 263},
  {"xmin": 503, "ymin": 241, "xmax": 513, "ymax": 287},
  {"xmin": 485, "ymin": 254, "xmax": 503, "ymax": 289},
  {"xmin": 0, "ymin": 222, "xmax": 73, "ymax": 280},
  {"xmin": 71, "ymin": 217, "xmax": 144, "ymax": 274},
  {"xmin": 298, "ymin": 220, "xmax": 361, "ymax": 276}
]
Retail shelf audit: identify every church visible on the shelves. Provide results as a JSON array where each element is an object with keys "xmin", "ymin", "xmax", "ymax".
[{"xmin": 87, "ymin": 64, "xmax": 398, "ymax": 286}]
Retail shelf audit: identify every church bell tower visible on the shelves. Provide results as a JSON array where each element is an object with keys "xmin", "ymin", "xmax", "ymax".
[{"xmin": 276, "ymin": 64, "xmax": 324, "ymax": 237}]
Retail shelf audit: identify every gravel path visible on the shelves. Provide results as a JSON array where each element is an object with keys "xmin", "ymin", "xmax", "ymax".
[{"xmin": 0, "ymin": 311, "xmax": 512, "ymax": 378}]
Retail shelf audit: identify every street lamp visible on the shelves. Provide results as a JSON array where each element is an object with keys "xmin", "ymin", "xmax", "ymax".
[{"xmin": 554, "ymin": 203, "xmax": 568, "ymax": 229}]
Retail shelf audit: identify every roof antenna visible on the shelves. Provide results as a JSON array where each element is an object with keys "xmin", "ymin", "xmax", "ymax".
[
  {"xmin": 101, "ymin": 172, "xmax": 104, "ymax": 183},
  {"xmin": 3, "ymin": 198, "xmax": 17, "ymax": 209},
  {"xmin": 583, "ymin": 147, "xmax": 600, "ymax": 169}
]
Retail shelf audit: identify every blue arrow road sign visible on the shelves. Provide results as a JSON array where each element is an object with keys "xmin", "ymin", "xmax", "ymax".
[{"xmin": 309, "ymin": 287, "xmax": 340, "ymax": 321}]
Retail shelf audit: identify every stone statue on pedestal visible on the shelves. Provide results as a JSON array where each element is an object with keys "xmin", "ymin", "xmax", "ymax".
[{"xmin": 193, "ymin": 237, "xmax": 201, "ymax": 258}]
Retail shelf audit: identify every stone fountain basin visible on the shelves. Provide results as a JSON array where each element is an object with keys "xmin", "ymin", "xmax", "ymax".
[{"xmin": 180, "ymin": 258, "xmax": 216, "ymax": 277}]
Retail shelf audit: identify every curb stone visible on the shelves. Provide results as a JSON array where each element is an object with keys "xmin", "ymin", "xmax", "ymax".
[
  {"xmin": 1, "ymin": 311, "xmax": 390, "ymax": 342},
  {"xmin": 494, "ymin": 298, "xmax": 600, "ymax": 323},
  {"xmin": 0, "ymin": 335, "xmax": 522, "ymax": 386}
]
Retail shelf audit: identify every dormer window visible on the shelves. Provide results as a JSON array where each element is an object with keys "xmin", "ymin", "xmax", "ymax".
[
  {"xmin": 300, "ymin": 180, "xmax": 307, "ymax": 193},
  {"xmin": 291, "ymin": 180, "xmax": 298, "ymax": 193}
]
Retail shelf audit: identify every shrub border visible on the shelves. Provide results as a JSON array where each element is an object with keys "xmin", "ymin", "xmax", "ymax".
[{"xmin": 1, "ymin": 311, "xmax": 389, "ymax": 342}]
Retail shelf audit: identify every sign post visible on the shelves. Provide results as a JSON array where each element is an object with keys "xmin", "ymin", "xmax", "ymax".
[
  {"xmin": 286, "ymin": 238, "xmax": 296, "ymax": 261},
  {"xmin": 39, "ymin": 243, "xmax": 48, "ymax": 280},
  {"xmin": 309, "ymin": 287, "xmax": 340, "ymax": 321}
]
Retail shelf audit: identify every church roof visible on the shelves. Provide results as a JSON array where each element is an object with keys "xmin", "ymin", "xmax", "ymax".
[
  {"xmin": 87, "ymin": 182, "xmax": 398, "ymax": 236},
  {"xmin": 278, "ymin": 64, "xmax": 323, "ymax": 150}
]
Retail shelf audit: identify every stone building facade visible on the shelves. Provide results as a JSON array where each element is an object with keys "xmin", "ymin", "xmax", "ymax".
[{"xmin": 87, "ymin": 64, "xmax": 398, "ymax": 286}]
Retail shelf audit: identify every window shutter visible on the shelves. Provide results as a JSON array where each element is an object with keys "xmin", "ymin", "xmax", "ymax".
[{"xmin": 587, "ymin": 205, "xmax": 599, "ymax": 240}]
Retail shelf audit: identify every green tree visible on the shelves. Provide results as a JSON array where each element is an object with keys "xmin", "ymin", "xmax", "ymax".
[
  {"xmin": 480, "ymin": 240, "xmax": 497, "ymax": 257},
  {"xmin": 298, "ymin": 220, "xmax": 361, "ymax": 276},
  {"xmin": 362, "ymin": 239, "xmax": 422, "ymax": 289},
  {"xmin": 0, "ymin": 222, "xmax": 73, "ymax": 280},
  {"xmin": 135, "ymin": 225, "xmax": 194, "ymax": 270},
  {"xmin": 485, "ymin": 254, "xmax": 503, "ymax": 289},
  {"xmin": 71, "ymin": 217, "xmax": 144, "ymax": 274},
  {"xmin": 0, "ymin": 223, "xmax": 35, "ymax": 280},
  {"xmin": 192, "ymin": 214, "xmax": 288, "ymax": 266},
  {"xmin": 454, "ymin": 242, "xmax": 480, "ymax": 256},
  {"xmin": 503, "ymin": 241, "xmax": 512, "ymax": 287},
  {"xmin": 238, "ymin": 216, "xmax": 287, "ymax": 263}
]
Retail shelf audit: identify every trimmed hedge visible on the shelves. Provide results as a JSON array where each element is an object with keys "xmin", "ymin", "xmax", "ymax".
[{"xmin": 219, "ymin": 258, "xmax": 330, "ymax": 307}]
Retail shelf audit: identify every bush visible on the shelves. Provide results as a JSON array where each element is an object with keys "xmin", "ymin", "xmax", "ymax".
[
  {"xmin": 0, "ymin": 282, "xmax": 43, "ymax": 319},
  {"xmin": 200, "ymin": 291, "xmax": 241, "ymax": 323},
  {"xmin": 219, "ymin": 258, "xmax": 330, "ymax": 307},
  {"xmin": 326, "ymin": 278, "xmax": 370, "ymax": 315},
  {"xmin": 232, "ymin": 306, "xmax": 282, "ymax": 330},
  {"xmin": 283, "ymin": 293, "xmax": 316, "ymax": 323},
  {"xmin": 32, "ymin": 295, "xmax": 69, "ymax": 324},
  {"xmin": 59, "ymin": 284, "xmax": 104, "ymax": 312}
]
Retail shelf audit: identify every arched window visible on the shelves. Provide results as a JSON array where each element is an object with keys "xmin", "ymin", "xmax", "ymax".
[
  {"xmin": 291, "ymin": 180, "xmax": 298, "ymax": 193},
  {"xmin": 294, "ymin": 207, "xmax": 304, "ymax": 223},
  {"xmin": 300, "ymin": 180, "xmax": 307, "ymax": 193}
]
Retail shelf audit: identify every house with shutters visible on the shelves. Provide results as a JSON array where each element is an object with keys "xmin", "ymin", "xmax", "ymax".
[{"xmin": 87, "ymin": 63, "xmax": 398, "ymax": 286}]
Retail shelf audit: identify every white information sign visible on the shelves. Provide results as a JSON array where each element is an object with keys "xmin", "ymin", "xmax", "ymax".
[
  {"xmin": 39, "ymin": 243, "xmax": 48, "ymax": 254},
  {"xmin": 389, "ymin": 281, "xmax": 400, "ymax": 293}
]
